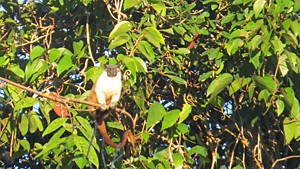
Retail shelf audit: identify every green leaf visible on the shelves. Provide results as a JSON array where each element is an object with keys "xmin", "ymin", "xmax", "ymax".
[
  {"xmin": 221, "ymin": 13, "xmax": 235, "ymax": 25},
  {"xmin": 107, "ymin": 121, "xmax": 124, "ymax": 130},
  {"xmin": 141, "ymin": 132, "xmax": 150, "ymax": 143},
  {"xmin": 43, "ymin": 118, "xmax": 67, "ymax": 137},
  {"xmin": 124, "ymin": 0, "xmax": 141, "ymax": 10},
  {"xmin": 30, "ymin": 46, "xmax": 45, "ymax": 61},
  {"xmin": 82, "ymin": 0, "xmax": 92, "ymax": 6},
  {"xmin": 25, "ymin": 59, "xmax": 49, "ymax": 82},
  {"xmin": 225, "ymin": 38, "xmax": 244, "ymax": 55},
  {"xmin": 188, "ymin": 145, "xmax": 207, "ymax": 157},
  {"xmin": 229, "ymin": 29, "xmax": 248, "ymax": 39},
  {"xmin": 258, "ymin": 89, "xmax": 270, "ymax": 103},
  {"xmin": 35, "ymin": 137, "xmax": 66, "ymax": 159},
  {"xmin": 142, "ymin": 27, "xmax": 165, "ymax": 48},
  {"xmin": 253, "ymin": 0, "xmax": 266, "ymax": 18},
  {"xmin": 178, "ymin": 104, "xmax": 192, "ymax": 123},
  {"xmin": 137, "ymin": 40, "xmax": 155, "ymax": 62},
  {"xmin": 133, "ymin": 89, "xmax": 145, "ymax": 111},
  {"xmin": 151, "ymin": 1, "xmax": 166, "ymax": 16},
  {"xmin": 108, "ymin": 21, "xmax": 132, "ymax": 42},
  {"xmin": 57, "ymin": 55, "xmax": 72, "ymax": 76},
  {"xmin": 74, "ymin": 151, "xmax": 87, "ymax": 169},
  {"xmin": 18, "ymin": 115, "xmax": 29, "ymax": 136},
  {"xmin": 249, "ymin": 51, "xmax": 261, "ymax": 69},
  {"xmin": 165, "ymin": 74, "xmax": 186, "ymax": 84},
  {"xmin": 86, "ymin": 66, "xmax": 104, "ymax": 82},
  {"xmin": 74, "ymin": 135, "xmax": 99, "ymax": 168},
  {"xmin": 249, "ymin": 35, "xmax": 263, "ymax": 50},
  {"xmin": 198, "ymin": 71, "xmax": 212, "ymax": 82},
  {"xmin": 18, "ymin": 139, "xmax": 30, "ymax": 152},
  {"xmin": 108, "ymin": 33, "xmax": 130, "ymax": 49},
  {"xmin": 291, "ymin": 21, "xmax": 300, "ymax": 37},
  {"xmin": 282, "ymin": 32, "xmax": 298, "ymax": 47},
  {"xmin": 8, "ymin": 64, "xmax": 24, "ymax": 78},
  {"xmin": 233, "ymin": 165, "xmax": 243, "ymax": 169},
  {"xmin": 122, "ymin": 56, "xmax": 137, "ymax": 84},
  {"xmin": 146, "ymin": 102, "xmax": 166, "ymax": 130},
  {"xmin": 48, "ymin": 127, "xmax": 66, "ymax": 143},
  {"xmin": 207, "ymin": 73, "xmax": 233, "ymax": 100},
  {"xmin": 278, "ymin": 53, "xmax": 288, "ymax": 77},
  {"xmin": 229, "ymin": 77, "xmax": 251, "ymax": 95},
  {"xmin": 161, "ymin": 109, "xmax": 180, "ymax": 131},
  {"xmin": 285, "ymin": 51, "xmax": 298, "ymax": 73},
  {"xmin": 73, "ymin": 41, "xmax": 84, "ymax": 55},
  {"xmin": 271, "ymin": 36, "xmax": 286, "ymax": 54},
  {"xmin": 15, "ymin": 97, "xmax": 38, "ymax": 110},
  {"xmin": 177, "ymin": 123, "xmax": 189, "ymax": 134},
  {"xmin": 252, "ymin": 75, "xmax": 275, "ymax": 92},
  {"xmin": 76, "ymin": 116, "xmax": 99, "ymax": 151},
  {"xmin": 169, "ymin": 48, "xmax": 190, "ymax": 55},
  {"xmin": 172, "ymin": 153, "xmax": 183, "ymax": 168},
  {"xmin": 276, "ymin": 99, "xmax": 285, "ymax": 116},
  {"xmin": 283, "ymin": 118, "xmax": 296, "ymax": 144},
  {"xmin": 132, "ymin": 57, "xmax": 147, "ymax": 73},
  {"xmin": 49, "ymin": 48, "xmax": 61, "ymax": 62}
]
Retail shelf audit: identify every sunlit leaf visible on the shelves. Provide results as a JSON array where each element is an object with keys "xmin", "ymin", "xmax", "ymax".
[
  {"xmin": 178, "ymin": 104, "xmax": 192, "ymax": 124},
  {"xmin": 15, "ymin": 97, "xmax": 38, "ymax": 110},
  {"xmin": 161, "ymin": 109, "xmax": 180, "ymax": 131},
  {"xmin": 207, "ymin": 73, "xmax": 233, "ymax": 100},
  {"xmin": 74, "ymin": 135, "xmax": 99, "ymax": 168},
  {"xmin": 252, "ymin": 75, "xmax": 275, "ymax": 92},
  {"xmin": 137, "ymin": 40, "xmax": 155, "ymax": 62},
  {"xmin": 43, "ymin": 118, "xmax": 67, "ymax": 137},
  {"xmin": 188, "ymin": 145, "xmax": 208, "ymax": 157},
  {"xmin": 57, "ymin": 54, "xmax": 72, "ymax": 76},
  {"xmin": 108, "ymin": 33, "xmax": 130, "ymax": 49},
  {"xmin": 253, "ymin": 0, "xmax": 266, "ymax": 18},
  {"xmin": 146, "ymin": 102, "xmax": 166, "ymax": 130},
  {"xmin": 276, "ymin": 99, "xmax": 285, "ymax": 116},
  {"xmin": 142, "ymin": 27, "xmax": 165, "ymax": 48},
  {"xmin": 124, "ymin": 0, "xmax": 141, "ymax": 10},
  {"xmin": 165, "ymin": 74, "xmax": 186, "ymax": 84},
  {"xmin": 151, "ymin": 1, "xmax": 166, "ymax": 16},
  {"xmin": 108, "ymin": 21, "xmax": 132, "ymax": 42},
  {"xmin": 30, "ymin": 46, "xmax": 45, "ymax": 61},
  {"xmin": 19, "ymin": 115, "xmax": 29, "ymax": 136}
]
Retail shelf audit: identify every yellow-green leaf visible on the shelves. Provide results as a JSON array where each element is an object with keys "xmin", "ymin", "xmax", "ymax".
[{"xmin": 108, "ymin": 21, "xmax": 132, "ymax": 42}]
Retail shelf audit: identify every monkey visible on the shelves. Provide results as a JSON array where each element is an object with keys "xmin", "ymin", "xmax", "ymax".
[{"xmin": 88, "ymin": 65, "xmax": 135, "ymax": 152}]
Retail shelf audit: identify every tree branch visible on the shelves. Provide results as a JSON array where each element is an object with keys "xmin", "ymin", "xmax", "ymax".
[{"xmin": 0, "ymin": 77, "xmax": 101, "ymax": 109}]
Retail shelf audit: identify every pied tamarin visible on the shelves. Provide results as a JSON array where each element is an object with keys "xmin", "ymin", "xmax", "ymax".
[{"xmin": 88, "ymin": 65, "xmax": 135, "ymax": 150}]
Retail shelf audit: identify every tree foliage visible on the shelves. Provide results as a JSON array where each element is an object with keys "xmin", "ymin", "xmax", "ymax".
[{"xmin": 0, "ymin": 0, "xmax": 300, "ymax": 168}]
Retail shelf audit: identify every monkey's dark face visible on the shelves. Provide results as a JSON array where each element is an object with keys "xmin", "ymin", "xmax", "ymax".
[{"xmin": 105, "ymin": 65, "xmax": 120, "ymax": 77}]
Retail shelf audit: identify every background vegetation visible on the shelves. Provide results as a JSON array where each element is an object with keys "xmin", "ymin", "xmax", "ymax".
[{"xmin": 0, "ymin": 0, "xmax": 300, "ymax": 168}]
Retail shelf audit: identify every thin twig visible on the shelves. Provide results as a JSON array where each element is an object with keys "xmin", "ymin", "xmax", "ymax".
[
  {"xmin": 271, "ymin": 155, "xmax": 300, "ymax": 169},
  {"xmin": 86, "ymin": 12, "xmax": 96, "ymax": 65}
]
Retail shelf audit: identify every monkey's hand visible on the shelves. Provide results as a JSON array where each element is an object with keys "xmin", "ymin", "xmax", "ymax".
[{"xmin": 99, "ymin": 103, "xmax": 108, "ymax": 111}]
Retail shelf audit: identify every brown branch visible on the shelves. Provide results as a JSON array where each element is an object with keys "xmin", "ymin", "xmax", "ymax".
[
  {"xmin": 271, "ymin": 155, "xmax": 300, "ymax": 169},
  {"xmin": 0, "ymin": 77, "xmax": 101, "ymax": 109}
]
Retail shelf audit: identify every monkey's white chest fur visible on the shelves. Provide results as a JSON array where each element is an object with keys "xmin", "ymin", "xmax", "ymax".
[{"xmin": 94, "ymin": 71, "xmax": 122, "ymax": 107}]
